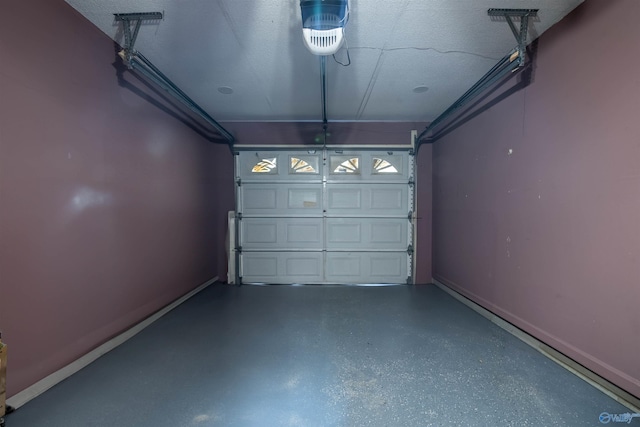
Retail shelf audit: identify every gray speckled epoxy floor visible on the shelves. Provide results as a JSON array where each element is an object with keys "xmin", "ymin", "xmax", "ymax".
[{"xmin": 6, "ymin": 284, "xmax": 631, "ymax": 426}]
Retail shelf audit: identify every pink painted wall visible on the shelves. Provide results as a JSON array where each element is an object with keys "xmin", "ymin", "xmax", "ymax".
[
  {"xmin": 224, "ymin": 121, "xmax": 433, "ymax": 282},
  {"xmin": 0, "ymin": 0, "xmax": 233, "ymax": 396},
  {"xmin": 415, "ymin": 144, "xmax": 432, "ymax": 284},
  {"xmin": 432, "ymin": 0, "xmax": 640, "ymax": 397}
]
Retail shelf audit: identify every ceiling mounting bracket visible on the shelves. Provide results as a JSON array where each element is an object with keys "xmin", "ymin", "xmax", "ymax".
[
  {"xmin": 114, "ymin": 12, "xmax": 163, "ymax": 66},
  {"xmin": 487, "ymin": 8, "xmax": 538, "ymax": 67}
]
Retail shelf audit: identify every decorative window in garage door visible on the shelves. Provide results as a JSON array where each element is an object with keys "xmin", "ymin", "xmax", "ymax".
[
  {"xmin": 373, "ymin": 157, "xmax": 400, "ymax": 174},
  {"xmin": 290, "ymin": 156, "xmax": 319, "ymax": 174},
  {"xmin": 251, "ymin": 158, "xmax": 277, "ymax": 173},
  {"xmin": 331, "ymin": 156, "xmax": 360, "ymax": 174}
]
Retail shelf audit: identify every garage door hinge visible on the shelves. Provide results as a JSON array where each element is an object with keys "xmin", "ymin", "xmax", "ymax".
[
  {"xmin": 407, "ymin": 245, "xmax": 414, "ymax": 255},
  {"xmin": 408, "ymin": 179, "xmax": 414, "ymax": 187},
  {"xmin": 408, "ymin": 211, "xmax": 413, "ymax": 221},
  {"xmin": 236, "ymin": 178, "xmax": 242, "ymax": 187},
  {"xmin": 237, "ymin": 212, "xmax": 243, "ymax": 220},
  {"xmin": 409, "ymin": 149, "xmax": 415, "ymax": 156},
  {"xmin": 236, "ymin": 246, "xmax": 242, "ymax": 253}
]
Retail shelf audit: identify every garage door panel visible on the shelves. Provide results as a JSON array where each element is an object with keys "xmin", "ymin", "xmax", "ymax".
[
  {"xmin": 370, "ymin": 188, "xmax": 404, "ymax": 210},
  {"xmin": 241, "ymin": 218, "xmax": 322, "ymax": 249},
  {"xmin": 286, "ymin": 222, "xmax": 323, "ymax": 243},
  {"xmin": 328, "ymin": 188, "xmax": 362, "ymax": 209},
  {"xmin": 242, "ymin": 254, "xmax": 278, "ymax": 278},
  {"xmin": 326, "ymin": 254, "xmax": 361, "ymax": 277},
  {"xmin": 326, "ymin": 184, "xmax": 408, "ymax": 216},
  {"xmin": 241, "ymin": 252, "xmax": 323, "ymax": 284},
  {"xmin": 370, "ymin": 254, "xmax": 404, "ymax": 277},
  {"xmin": 326, "ymin": 218, "xmax": 407, "ymax": 250},
  {"xmin": 244, "ymin": 222, "xmax": 278, "ymax": 244},
  {"xmin": 243, "ymin": 187, "xmax": 278, "ymax": 210},
  {"xmin": 327, "ymin": 222, "xmax": 362, "ymax": 244},
  {"xmin": 371, "ymin": 221, "xmax": 405, "ymax": 244},
  {"xmin": 286, "ymin": 256, "xmax": 322, "ymax": 276},
  {"xmin": 241, "ymin": 184, "xmax": 323, "ymax": 216},
  {"xmin": 288, "ymin": 187, "xmax": 322, "ymax": 210},
  {"xmin": 326, "ymin": 252, "xmax": 407, "ymax": 283}
]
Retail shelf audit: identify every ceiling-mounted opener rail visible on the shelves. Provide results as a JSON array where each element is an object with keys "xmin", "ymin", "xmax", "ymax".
[
  {"xmin": 114, "ymin": 12, "xmax": 235, "ymax": 148},
  {"xmin": 487, "ymin": 8, "xmax": 538, "ymax": 68},
  {"xmin": 320, "ymin": 55, "xmax": 329, "ymax": 146},
  {"xmin": 415, "ymin": 8, "xmax": 538, "ymax": 148}
]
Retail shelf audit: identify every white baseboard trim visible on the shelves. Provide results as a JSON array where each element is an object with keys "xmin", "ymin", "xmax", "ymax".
[
  {"xmin": 7, "ymin": 276, "xmax": 218, "ymax": 410},
  {"xmin": 433, "ymin": 279, "xmax": 640, "ymax": 413}
]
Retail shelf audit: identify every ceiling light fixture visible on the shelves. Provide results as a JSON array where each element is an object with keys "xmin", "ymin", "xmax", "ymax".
[
  {"xmin": 412, "ymin": 85, "xmax": 429, "ymax": 94},
  {"xmin": 217, "ymin": 86, "xmax": 234, "ymax": 95},
  {"xmin": 300, "ymin": 0, "xmax": 349, "ymax": 56}
]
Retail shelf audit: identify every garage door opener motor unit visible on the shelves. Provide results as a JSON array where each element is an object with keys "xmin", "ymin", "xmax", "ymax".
[{"xmin": 300, "ymin": 0, "xmax": 349, "ymax": 55}]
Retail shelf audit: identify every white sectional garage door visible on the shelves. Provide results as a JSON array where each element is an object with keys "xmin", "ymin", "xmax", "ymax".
[{"xmin": 235, "ymin": 148, "xmax": 414, "ymax": 284}]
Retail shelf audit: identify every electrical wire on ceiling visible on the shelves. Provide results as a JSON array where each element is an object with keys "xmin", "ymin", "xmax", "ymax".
[
  {"xmin": 332, "ymin": 36, "xmax": 351, "ymax": 66},
  {"xmin": 332, "ymin": 1, "xmax": 351, "ymax": 66}
]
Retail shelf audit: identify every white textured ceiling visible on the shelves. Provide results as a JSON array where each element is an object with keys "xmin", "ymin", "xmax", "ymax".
[{"xmin": 65, "ymin": 0, "xmax": 583, "ymax": 122}]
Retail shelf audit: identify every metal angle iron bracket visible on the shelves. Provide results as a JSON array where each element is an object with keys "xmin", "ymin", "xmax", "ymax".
[
  {"xmin": 487, "ymin": 8, "xmax": 538, "ymax": 67},
  {"xmin": 114, "ymin": 12, "xmax": 163, "ymax": 67}
]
